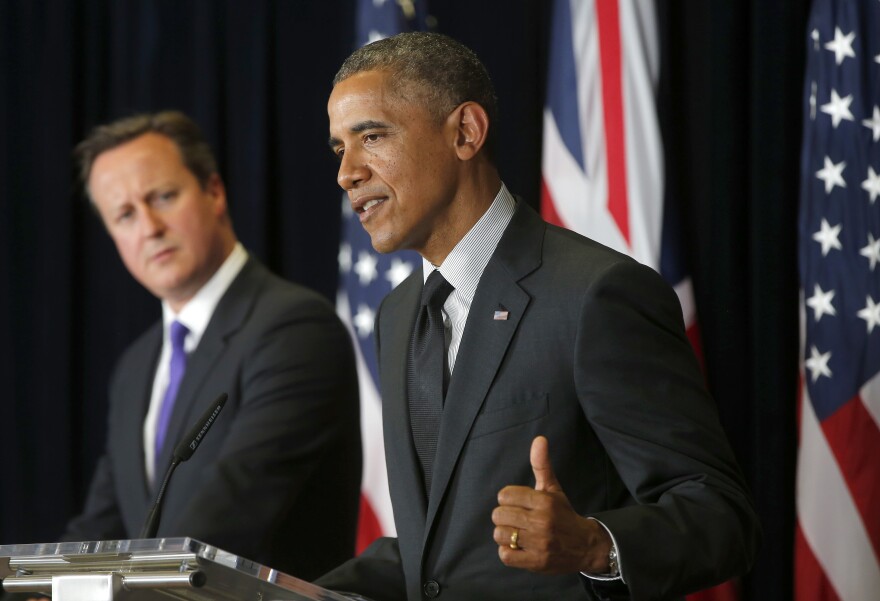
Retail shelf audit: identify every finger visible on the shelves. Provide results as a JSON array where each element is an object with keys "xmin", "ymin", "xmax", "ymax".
[
  {"xmin": 493, "ymin": 525, "xmax": 524, "ymax": 549},
  {"xmin": 531, "ymin": 435, "xmax": 561, "ymax": 492},
  {"xmin": 492, "ymin": 504, "xmax": 520, "ymax": 527},
  {"xmin": 498, "ymin": 542, "xmax": 539, "ymax": 569},
  {"xmin": 498, "ymin": 485, "xmax": 541, "ymax": 509}
]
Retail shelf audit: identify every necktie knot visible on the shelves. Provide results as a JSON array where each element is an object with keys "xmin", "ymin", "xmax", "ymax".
[
  {"xmin": 169, "ymin": 320, "xmax": 189, "ymax": 352},
  {"xmin": 422, "ymin": 270, "xmax": 454, "ymax": 310}
]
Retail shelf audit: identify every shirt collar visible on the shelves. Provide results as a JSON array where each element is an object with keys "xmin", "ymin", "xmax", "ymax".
[
  {"xmin": 423, "ymin": 183, "xmax": 516, "ymax": 302},
  {"xmin": 162, "ymin": 242, "xmax": 248, "ymax": 349}
]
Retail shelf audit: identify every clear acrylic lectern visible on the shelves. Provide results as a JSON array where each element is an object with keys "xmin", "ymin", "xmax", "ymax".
[{"xmin": 0, "ymin": 538, "xmax": 352, "ymax": 600}]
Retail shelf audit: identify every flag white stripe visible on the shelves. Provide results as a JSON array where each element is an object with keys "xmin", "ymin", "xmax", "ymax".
[
  {"xmin": 573, "ymin": 0, "xmax": 606, "ymax": 204},
  {"xmin": 796, "ymin": 381, "xmax": 880, "ymax": 600},
  {"xmin": 542, "ymin": 107, "xmax": 620, "ymax": 251},
  {"xmin": 673, "ymin": 278, "xmax": 697, "ymax": 327},
  {"xmin": 620, "ymin": 0, "xmax": 663, "ymax": 269},
  {"xmin": 860, "ymin": 370, "xmax": 880, "ymax": 432},
  {"xmin": 543, "ymin": 0, "xmax": 664, "ymax": 270},
  {"xmin": 337, "ymin": 291, "xmax": 397, "ymax": 535}
]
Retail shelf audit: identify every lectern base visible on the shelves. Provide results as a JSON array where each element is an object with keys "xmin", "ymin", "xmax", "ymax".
[{"xmin": 0, "ymin": 538, "xmax": 349, "ymax": 600}]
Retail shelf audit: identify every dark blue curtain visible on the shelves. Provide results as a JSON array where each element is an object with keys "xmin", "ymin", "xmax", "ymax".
[{"xmin": 0, "ymin": 2, "xmax": 805, "ymax": 600}]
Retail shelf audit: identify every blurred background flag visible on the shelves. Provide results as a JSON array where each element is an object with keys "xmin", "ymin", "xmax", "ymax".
[
  {"xmin": 540, "ymin": 1, "xmax": 734, "ymax": 598},
  {"xmin": 540, "ymin": 0, "xmax": 699, "ymax": 350},
  {"xmin": 336, "ymin": 0, "xmax": 428, "ymax": 555},
  {"xmin": 795, "ymin": 0, "xmax": 880, "ymax": 599}
]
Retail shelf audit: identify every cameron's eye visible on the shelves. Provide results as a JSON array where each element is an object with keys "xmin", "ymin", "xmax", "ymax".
[
  {"xmin": 116, "ymin": 208, "xmax": 134, "ymax": 224},
  {"xmin": 148, "ymin": 190, "xmax": 177, "ymax": 209}
]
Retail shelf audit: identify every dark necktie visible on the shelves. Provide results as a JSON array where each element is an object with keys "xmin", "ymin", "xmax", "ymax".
[
  {"xmin": 408, "ymin": 270, "xmax": 454, "ymax": 495},
  {"xmin": 155, "ymin": 320, "xmax": 189, "ymax": 461}
]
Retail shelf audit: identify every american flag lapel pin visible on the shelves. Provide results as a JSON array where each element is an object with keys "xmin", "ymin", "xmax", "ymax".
[{"xmin": 493, "ymin": 308, "xmax": 509, "ymax": 321}]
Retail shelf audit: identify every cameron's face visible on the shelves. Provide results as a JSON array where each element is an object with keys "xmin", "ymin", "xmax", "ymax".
[
  {"xmin": 88, "ymin": 132, "xmax": 231, "ymax": 309},
  {"xmin": 328, "ymin": 70, "xmax": 461, "ymax": 260}
]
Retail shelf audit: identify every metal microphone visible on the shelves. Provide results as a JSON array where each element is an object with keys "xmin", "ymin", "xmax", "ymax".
[{"xmin": 140, "ymin": 392, "xmax": 228, "ymax": 539}]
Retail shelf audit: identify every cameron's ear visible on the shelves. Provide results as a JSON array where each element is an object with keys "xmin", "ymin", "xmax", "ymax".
[
  {"xmin": 450, "ymin": 101, "xmax": 490, "ymax": 161},
  {"xmin": 206, "ymin": 173, "xmax": 229, "ymax": 217}
]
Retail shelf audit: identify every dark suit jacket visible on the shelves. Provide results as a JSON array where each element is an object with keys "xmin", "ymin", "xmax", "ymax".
[
  {"xmin": 317, "ymin": 203, "xmax": 760, "ymax": 600},
  {"xmin": 64, "ymin": 257, "xmax": 362, "ymax": 581}
]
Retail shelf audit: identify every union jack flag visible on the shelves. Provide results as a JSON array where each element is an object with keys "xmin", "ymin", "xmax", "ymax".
[
  {"xmin": 541, "ymin": 1, "xmax": 735, "ymax": 598},
  {"xmin": 540, "ymin": 0, "xmax": 699, "ymax": 349},
  {"xmin": 335, "ymin": 0, "xmax": 427, "ymax": 555},
  {"xmin": 795, "ymin": 1, "xmax": 880, "ymax": 599}
]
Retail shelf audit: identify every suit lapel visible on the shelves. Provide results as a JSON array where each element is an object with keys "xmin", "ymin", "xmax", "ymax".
[
  {"xmin": 381, "ymin": 269, "xmax": 429, "ymax": 531},
  {"xmin": 425, "ymin": 203, "xmax": 545, "ymax": 540},
  {"xmin": 123, "ymin": 325, "xmax": 162, "ymax": 499},
  {"xmin": 155, "ymin": 258, "xmax": 264, "ymax": 470}
]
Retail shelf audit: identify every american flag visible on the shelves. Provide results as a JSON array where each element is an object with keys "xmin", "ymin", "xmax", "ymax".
[
  {"xmin": 336, "ymin": 0, "xmax": 427, "ymax": 555},
  {"xmin": 541, "ymin": 1, "xmax": 735, "ymax": 598},
  {"xmin": 795, "ymin": 0, "xmax": 880, "ymax": 599}
]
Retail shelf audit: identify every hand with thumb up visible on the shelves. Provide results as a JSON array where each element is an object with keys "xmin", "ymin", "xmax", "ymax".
[{"xmin": 491, "ymin": 435, "xmax": 614, "ymax": 575}]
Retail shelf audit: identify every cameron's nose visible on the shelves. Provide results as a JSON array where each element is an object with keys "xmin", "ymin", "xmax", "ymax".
[{"xmin": 139, "ymin": 205, "xmax": 166, "ymax": 238}]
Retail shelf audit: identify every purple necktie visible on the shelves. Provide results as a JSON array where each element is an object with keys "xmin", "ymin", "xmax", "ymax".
[{"xmin": 155, "ymin": 320, "xmax": 189, "ymax": 460}]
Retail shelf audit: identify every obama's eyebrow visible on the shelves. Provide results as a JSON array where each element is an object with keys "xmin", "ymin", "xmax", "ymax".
[{"xmin": 328, "ymin": 120, "xmax": 392, "ymax": 150}]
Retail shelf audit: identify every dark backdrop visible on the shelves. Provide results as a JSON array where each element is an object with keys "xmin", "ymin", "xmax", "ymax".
[{"xmin": 0, "ymin": 2, "xmax": 807, "ymax": 600}]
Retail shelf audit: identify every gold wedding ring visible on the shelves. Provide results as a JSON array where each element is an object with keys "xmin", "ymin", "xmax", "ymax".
[{"xmin": 509, "ymin": 528, "xmax": 520, "ymax": 550}]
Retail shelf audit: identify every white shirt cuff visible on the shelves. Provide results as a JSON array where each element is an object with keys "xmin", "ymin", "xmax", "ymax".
[{"xmin": 580, "ymin": 517, "xmax": 625, "ymax": 583}]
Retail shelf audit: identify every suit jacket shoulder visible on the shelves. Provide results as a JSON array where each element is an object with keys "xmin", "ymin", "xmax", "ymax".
[
  {"xmin": 363, "ymin": 202, "xmax": 758, "ymax": 600},
  {"xmin": 68, "ymin": 256, "xmax": 361, "ymax": 581}
]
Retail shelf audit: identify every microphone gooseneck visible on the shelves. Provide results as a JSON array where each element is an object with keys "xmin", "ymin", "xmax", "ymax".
[{"xmin": 140, "ymin": 393, "xmax": 228, "ymax": 539}]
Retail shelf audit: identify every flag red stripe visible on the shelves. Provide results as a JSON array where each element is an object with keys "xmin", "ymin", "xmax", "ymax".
[
  {"xmin": 683, "ymin": 318, "xmax": 741, "ymax": 601},
  {"xmin": 540, "ymin": 177, "xmax": 566, "ymax": 228},
  {"xmin": 685, "ymin": 322, "xmax": 705, "ymax": 375},
  {"xmin": 356, "ymin": 494, "xmax": 384, "ymax": 555},
  {"xmin": 594, "ymin": 0, "xmax": 630, "ymax": 244},
  {"xmin": 686, "ymin": 580, "xmax": 740, "ymax": 601},
  {"xmin": 794, "ymin": 523, "xmax": 842, "ymax": 601},
  {"xmin": 820, "ymin": 393, "xmax": 880, "ymax": 560}
]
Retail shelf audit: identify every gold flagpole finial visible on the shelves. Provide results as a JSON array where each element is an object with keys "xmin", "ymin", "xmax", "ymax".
[{"xmin": 396, "ymin": 0, "xmax": 416, "ymax": 20}]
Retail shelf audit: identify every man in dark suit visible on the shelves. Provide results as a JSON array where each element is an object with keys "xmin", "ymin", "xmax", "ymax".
[
  {"xmin": 318, "ymin": 33, "xmax": 760, "ymax": 600},
  {"xmin": 64, "ymin": 111, "xmax": 361, "ymax": 580}
]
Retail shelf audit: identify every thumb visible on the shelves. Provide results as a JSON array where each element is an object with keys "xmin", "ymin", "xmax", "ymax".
[{"xmin": 531, "ymin": 435, "xmax": 562, "ymax": 492}]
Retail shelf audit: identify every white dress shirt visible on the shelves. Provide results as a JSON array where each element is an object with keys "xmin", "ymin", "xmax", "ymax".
[
  {"xmin": 142, "ymin": 242, "xmax": 248, "ymax": 482},
  {"xmin": 422, "ymin": 183, "xmax": 515, "ymax": 373}
]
